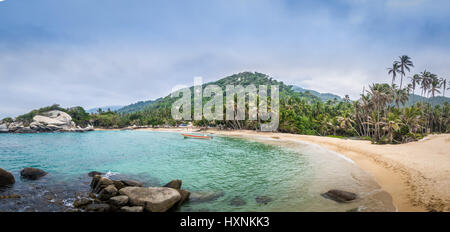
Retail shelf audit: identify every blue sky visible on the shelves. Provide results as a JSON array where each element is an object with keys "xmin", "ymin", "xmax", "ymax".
[{"xmin": 1, "ymin": 0, "xmax": 450, "ymax": 118}]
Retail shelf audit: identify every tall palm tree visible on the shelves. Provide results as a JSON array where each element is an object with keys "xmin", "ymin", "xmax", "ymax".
[
  {"xmin": 419, "ymin": 70, "xmax": 431, "ymax": 99},
  {"xmin": 441, "ymin": 78, "xmax": 447, "ymax": 97},
  {"xmin": 387, "ymin": 62, "xmax": 400, "ymax": 86},
  {"xmin": 429, "ymin": 74, "xmax": 442, "ymax": 98},
  {"xmin": 409, "ymin": 74, "xmax": 421, "ymax": 102},
  {"xmin": 397, "ymin": 55, "xmax": 414, "ymax": 89}
]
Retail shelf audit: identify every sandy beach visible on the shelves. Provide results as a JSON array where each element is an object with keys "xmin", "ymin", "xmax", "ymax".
[{"xmin": 134, "ymin": 127, "xmax": 450, "ymax": 212}]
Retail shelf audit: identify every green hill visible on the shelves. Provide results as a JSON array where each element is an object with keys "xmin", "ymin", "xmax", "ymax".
[
  {"xmin": 117, "ymin": 72, "xmax": 321, "ymax": 114},
  {"xmin": 406, "ymin": 94, "xmax": 449, "ymax": 106},
  {"xmin": 292, "ymin": 86, "xmax": 342, "ymax": 102}
]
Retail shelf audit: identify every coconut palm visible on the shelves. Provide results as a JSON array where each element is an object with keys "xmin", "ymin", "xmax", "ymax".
[
  {"xmin": 397, "ymin": 55, "xmax": 414, "ymax": 89},
  {"xmin": 441, "ymin": 78, "xmax": 447, "ymax": 97},
  {"xmin": 429, "ymin": 74, "xmax": 442, "ymax": 97},
  {"xmin": 387, "ymin": 62, "xmax": 400, "ymax": 86}
]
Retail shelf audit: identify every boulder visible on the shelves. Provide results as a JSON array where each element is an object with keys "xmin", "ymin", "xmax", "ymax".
[
  {"xmin": 321, "ymin": 189, "xmax": 357, "ymax": 203},
  {"xmin": 98, "ymin": 185, "xmax": 118, "ymax": 201},
  {"xmin": 112, "ymin": 180, "xmax": 125, "ymax": 190},
  {"xmin": 164, "ymin": 179, "xmax": 182, "ymax": 189},
  {"xmin": 109, "ymin": 195, "xmax": 129, "ymax": 206},
  {"xmin": 73, "ymin": 198, "xmax": 93, "ymax": 208},
  {"xmin": 85, "ymin": 203, "xmax": 111, "ymax": 212},
  {"xmin": 121, "ymin": 206, "xmax": 144, "ymax": 212},
  {"xmin": 255, "ymin": 196, "xmax": 272, "ymax": 205},
  {"xmin": 229, "ymin": 196, "xmax": 246, "ymax": 206},
  {"xmin": 92, "ymin": 177, "xmax": 114, "ymax": 193},
  {"xmin": 119, "ymin": 187, "xmax": 181, "ymax": 212},
  {"xmin": 177, "ymin": 189, "xmax": 191, "ymax": 206},
  {"xmin": 7, "ymin": 122, "xmax": 23, "ymax": 132},
  {"xmin": 90, "ymin": 175, "xmax": 102, "ymax": 189},
  {"xmin": 31, "ymin": 110, "xmax": 76, "ymax": 132},
  {"xmin": 88, "ymin": 171, "xmax": 104, "ymax": 177},
  {"xmin": 0, "ymin": 168, "xmax": 15, "ymax": 187},
  {"xmin": 15, "ymin": 127, "xmax": 36, "ymax": 134},
  {"xmin": 121, "ymin": 179, "xmax": 143, "ymax": 187},
  {"xmin": 20, "ymin": 167, "xmax": 47, "ymax": 180},
  {"xmin": 0, "ymin": 124, "xmax": 8, "ymax": 133},
  {"xmin": 189, "ymin": 191, "xmax": 224, "ymax": 203}
]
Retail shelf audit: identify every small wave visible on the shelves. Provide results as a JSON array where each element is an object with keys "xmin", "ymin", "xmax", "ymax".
[{"xmin": 104, "ymin": 171, "xmax": 120, "ymax": 178}]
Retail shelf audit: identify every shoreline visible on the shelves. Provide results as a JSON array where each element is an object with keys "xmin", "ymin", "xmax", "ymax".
[{"xmin": 125, "ymin": 127, "xmax": 449, "ymax": 212}]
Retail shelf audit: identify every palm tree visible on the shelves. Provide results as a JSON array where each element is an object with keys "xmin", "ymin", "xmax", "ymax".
[
  {"xmin": 409, "ymin": 74, "xmax": 421, "ymax": 102},
  {"xmin": 429, "ymin": 74, "xmax": 442, "ymax": 97},
  {"xmin": 419, "ymin": 70, "xmax": 431, "ymax": 99},
  {"xmin": 387, "ymin": 62, "xmax": 400, "ymax": 86},
  {"xmin": 441, "ymin": 78, "xmax": 447, "ymax": 97},
  {"xmin": 397, "ymin": 55, "xmax": 414, "ymax": 89}
]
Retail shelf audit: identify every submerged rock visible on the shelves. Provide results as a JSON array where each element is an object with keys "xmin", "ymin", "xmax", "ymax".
[
  {"xmin": 0, "ymin": 168, "xmax": 15, "ymax": 187},
  {"xmin": 229, "ymin": 196, "xmax": 246, "ymax": 206},
  {"xmin": 176, "ymin": 189, "xmax": 191, "ymax": 207},
  {"xmin": 189, "ymin": 191, "xmax": 225, "ymax": 203},
  {"xmin": 255, "ymin": 196, "xmax": 272, "ymax": 205},
  {"xmin": 164, "ymin": 179, "xmax": 182, "ymax": 189},
  {"xmin": 20, "ymin": 167, "xmax": 47, "ymax": 180},
  {"xmin": 321, "ymin": 189, "xmax": 357, "ymax": 203},
  {"xmin": 119, "ymin": 187, "xmax": 181, "ymax": 212}
]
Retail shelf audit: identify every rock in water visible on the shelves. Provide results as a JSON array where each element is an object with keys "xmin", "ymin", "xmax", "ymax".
[
  {"xmin": 121, "ymin": 179, "xmax": 143, "ymax": 187},
  {"xmin": 229, "ymin": 196, "xmax": 246, "ymax": 206},
  {"xmin": 88, "ymin": 171, "xmax": 104, "ymax": 177},
  {"xmin": 177, "ymin": 189, "xmax": 191, "ymax": 206},
  {"xmin": 255, "ymin": 196, "xmax": 272, "ymax": 205},
  {"xmin": 92, "ymin": 177, "xmax": 114, "ymax": 193},
  {"xmin": 164, "ymin": 179, "xmax": 182, "ymax": 189},
  {"xmin": 20, "ymin": 167, "xmax": 47, "ymax": 180},
  {"xmin": 321, "ymin": 189, "xmax": 357, "ymax": 203},
  {"xmin": 73, "ymin": 198, "xmax": 93, "ymax": 208},
  {"xmin": 119, "ymin": 187, "xmax": 181, "ymax": 212},
  {"xmin": 30, "ymin": 110, "xmax": 76, "ymax": 132},
  {"xmin": 98, "ymin": 185, "xmax": 118, "ymax": 201},
  {"xmin": 121, "ymin": 206, "xmax": 144, "ymax": 212},
  {"xmin": 0, "ymin": 168, "xmax": 15, "ymax": 187},
  {"xmin": 189, "ymin": 191, "xmax": 225, "ymax": 203},
  {"xmin": 85, "ymin": 203, "xmax": 111, "ymax": 212},
  {"xmin": 109, "ymin": 195, "xmax": 129, "ymax": 206}
]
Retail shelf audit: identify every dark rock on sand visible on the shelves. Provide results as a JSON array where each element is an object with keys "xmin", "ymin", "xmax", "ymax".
[
  {"xmin": 20, "ymin": 167, "xmax": 47, "ymax": 180},
  {"xmin": 164, "ymin": 179, "xmax": 182, "ymax": 189},
  {"xmin": 189, "ymin": 191, "xmax": 225, "ymax": 203},
  {"xmin": 229, "ymin": 196, "xmax": 246, "ymax": 206},
  {"xmin": 88, "ymin": 171, "xmax": 104, "ymax": 177},
  {"xmin": 321, "ymin": 189, "xmax": 357, "ymax": 203},
  {"xmin": 0, "ymin": 168, "xmax": 15, "ymax": 187},
  {"xmin": 255, "ymin": 196, "xmax": 272, "ymax": 205}
]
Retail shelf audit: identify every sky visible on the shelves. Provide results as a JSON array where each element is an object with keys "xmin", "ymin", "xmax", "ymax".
[{"xmin": 1, "ymin": 0, "xmax": 450, "ymax": 118}]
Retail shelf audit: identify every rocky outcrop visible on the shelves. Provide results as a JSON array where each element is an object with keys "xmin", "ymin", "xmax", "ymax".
[
  {"xmin": 88, "ymin": 171, "xmax": 104, "ymax": 177},
  {"xmin": 0, "ymin": 168, "xmax": 15, "ymax": 187},
  {"xmin": 119, "ymin": 187, "xmax": 181, "ymax": 212},
  {"xmin": 20, "ymin": 167, "xmax": 47, "ymax": 180},
  {"xmin": 5, "ymin": 110, "xmax": 94, "ymax": 134},
  {"xmin": 321, "ymin": 189, "xmax": 357, "ymax": 203},
  {"xmin": 75, "ymin": 176, "xmax": 190, "ymax": 212},
  {"xmin": 0, "ymin": 124, "xmax": 9, "ymax": 133}
]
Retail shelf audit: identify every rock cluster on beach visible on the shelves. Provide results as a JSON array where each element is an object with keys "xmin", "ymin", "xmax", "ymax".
[
  {"xmin": 73, "ymin": 175, "xmax": 191, "ymax": 212},
  {"xmin": 0, "ymin": 110, "xmax": 93, "ymax": 133}
]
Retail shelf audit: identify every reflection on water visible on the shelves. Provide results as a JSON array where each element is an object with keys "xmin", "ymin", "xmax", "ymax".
[{"xmin": 0, "ymin": 131, "xmax": 395, "ymax": 212}]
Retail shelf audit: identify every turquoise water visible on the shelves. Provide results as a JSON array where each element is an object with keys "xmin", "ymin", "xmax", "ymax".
[{"xmin": 0, "ymin": 131, "xmax": 395, "ymax": 212}]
